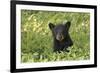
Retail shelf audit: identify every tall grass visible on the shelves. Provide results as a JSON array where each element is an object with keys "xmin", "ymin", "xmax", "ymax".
[{"xmin": 21, "ymin": 10, "xmax": 90, "ymax": 63}]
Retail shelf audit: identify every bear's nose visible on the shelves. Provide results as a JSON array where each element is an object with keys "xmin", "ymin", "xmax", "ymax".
[{"xmin": 56, "ymin": 34, "xmax": 64, "ymax": 41}]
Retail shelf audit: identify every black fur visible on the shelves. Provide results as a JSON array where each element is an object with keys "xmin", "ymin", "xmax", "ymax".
[{"xmin": 49, "ymin": 21, "xmax": 73, "ymax": 52}]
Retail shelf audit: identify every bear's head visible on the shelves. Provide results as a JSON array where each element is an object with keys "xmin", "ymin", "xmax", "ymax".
[{"xmin": 49, "ymin": 21, "xmax": 71, "ymax": 41}]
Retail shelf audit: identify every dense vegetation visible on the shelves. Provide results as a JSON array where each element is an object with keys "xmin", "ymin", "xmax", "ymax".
[{"xmin": 21, "ymin": 10, "xmax": 90, "ymax": 63}]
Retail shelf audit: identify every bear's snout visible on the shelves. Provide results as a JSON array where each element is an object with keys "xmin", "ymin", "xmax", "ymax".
[{"xmin": 56, "ymin": 33, "xmax": 64, "ymax": 41}]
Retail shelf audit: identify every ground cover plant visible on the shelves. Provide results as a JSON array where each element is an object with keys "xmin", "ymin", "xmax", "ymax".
[{"xmin": 21, "ymin": 10, "xmax": 90, "ymax": 63}]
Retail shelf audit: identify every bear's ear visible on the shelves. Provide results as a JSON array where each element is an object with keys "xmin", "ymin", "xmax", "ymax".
[
  {"xmin": 64, "ymin": 21, "xmax": 71, "ymax": 31},
  {"xmin": 48, "ymin": 23, "xmax": 55, "ymax": 30}
]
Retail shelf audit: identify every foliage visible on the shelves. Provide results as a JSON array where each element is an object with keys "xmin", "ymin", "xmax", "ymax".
[{"xmin": 21, "ymin": 10, "xmax": 90, "ymax": 63}]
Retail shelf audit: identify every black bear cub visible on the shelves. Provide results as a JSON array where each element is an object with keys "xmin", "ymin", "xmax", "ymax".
[{"xmin": 49, "ymin": 21, "xmax": 73, "ymax": 52}]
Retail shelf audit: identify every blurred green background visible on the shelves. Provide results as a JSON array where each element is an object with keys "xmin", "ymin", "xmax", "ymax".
[{"xmin": 21, "ymin": 10, "xmax": 90, "ymax": 63}]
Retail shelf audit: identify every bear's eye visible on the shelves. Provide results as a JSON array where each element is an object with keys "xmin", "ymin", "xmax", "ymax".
[{"xmin": 53, "ymin": 29, "xmax": 63, "ymax": 35}]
